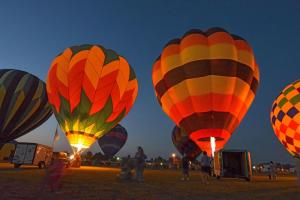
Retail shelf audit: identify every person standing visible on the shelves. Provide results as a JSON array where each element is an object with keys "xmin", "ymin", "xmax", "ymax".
[
  {"xmin": 135, "ymin": 146, "xmax": 147, "ymax": 182},
  {"xmin": 200, "ymin": 151, "xmax": 211, "ymax": 184},
  {"xmin": 119, "ymin": 155, "xmax": 133, "ymax": 180},
  {"xmin": 269, "ymin": 161, "xmax": 276, "ymax": 180},
  {"xmin": 41, "ymin": 157, "xmax": 65, "ymax": 193},
  {"xmin": 181, "ymin": 154, "xmax": 190, "ymax": 181},
  {"xmin": 295, "ymin": 158, "xmax": 300, "ymax": 186}
]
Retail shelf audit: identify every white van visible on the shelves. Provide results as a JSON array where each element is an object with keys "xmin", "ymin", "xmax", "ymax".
[{"xmin": 12, "ymin": 142, "xmax": 53, "ymax": 169}]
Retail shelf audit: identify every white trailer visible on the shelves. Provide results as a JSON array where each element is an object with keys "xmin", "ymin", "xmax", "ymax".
[{"xmin": 12, "ymin": 142, "xmax": 53, "ymax": 169}]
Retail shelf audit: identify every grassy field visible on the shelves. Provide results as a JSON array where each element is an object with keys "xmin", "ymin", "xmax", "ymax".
[{"xmin": 0, "ymin": 163, "xmax": 299, "ymax": 200}]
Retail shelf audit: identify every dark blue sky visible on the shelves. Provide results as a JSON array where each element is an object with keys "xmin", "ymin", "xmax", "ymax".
[{"xmin": 1, "ymin": 0, "xmax": 300, "ymax": 164}]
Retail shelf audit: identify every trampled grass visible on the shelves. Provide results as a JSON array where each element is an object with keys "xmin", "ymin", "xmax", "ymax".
[{"xmin": 0, "ymin": 164, "xmax": 299, "ymax": 200}]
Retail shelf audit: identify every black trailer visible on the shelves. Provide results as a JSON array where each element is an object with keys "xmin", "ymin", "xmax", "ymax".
[{"xmin": 213, "ymin": 149, "xmax": 252, "ymax": 181}]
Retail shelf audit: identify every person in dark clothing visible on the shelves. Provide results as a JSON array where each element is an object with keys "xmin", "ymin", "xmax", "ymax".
[
  {"xmin": 269, "ymin": 161, "xmax": 276, "ymax": 180},
  {"xmin": 200, "ymin": 151, "xmax": 211, "ymax": 184},
  {"xmin": 41, "ymin": 158, "xmax": 65, "ymax": 193},
  {"xmin": 181, "ymin": 154, "xmax": 190, "ymax": 181}
]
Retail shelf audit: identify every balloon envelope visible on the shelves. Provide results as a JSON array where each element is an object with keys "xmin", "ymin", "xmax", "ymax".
[
  {"xmin": 46, "ymin": 44, "xmax": 138, "ymax": 152},
  {"xmin": 98, "ymin": 124, "xmax": 127, "ymax": 158},
  {"xmin": 152, "ymin": 28, "xmax": 260, "ymax": 156},
  {"xmin": 172, "ymin": 126, "xmax": 201, "ymax": 160},
  {"xmin": 271, "ymin": 79, "xmax": 300, "ymax": 158},
  {"xmin": 0, "ymin": 69, "xmax": 52, "ymax": 143}
]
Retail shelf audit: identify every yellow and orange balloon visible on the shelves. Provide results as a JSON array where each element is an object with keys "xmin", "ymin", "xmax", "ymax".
[
  {"xmin": 46, "ymin": 44, "xmax": 138, "ymax": 152},
  {"xmin": 271, "ymin": 79, "xmax": 300, "ymax": 158},
  {"xmin": 152, "ymin": 28, "xmax": 260, "ymax": 156}
]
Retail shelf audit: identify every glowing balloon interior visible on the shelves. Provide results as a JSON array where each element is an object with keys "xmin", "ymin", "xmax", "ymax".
[
  {"xmin": 46, "ymin": 44, "xmax": 138, "ymax": 152},
  {"xmin": 153, "ymin": 27, "xmax": 260, "ymax": 156}
]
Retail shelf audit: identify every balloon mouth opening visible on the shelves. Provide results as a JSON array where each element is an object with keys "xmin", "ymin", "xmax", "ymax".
[
  {"xmin": 197, "ymin": 137, "xmax": 224, "ymax": 142},
  {"xmin": 66, "ymin": 131, "xmax": 97, "ymax": 154},
  {"xmin": 71, "ymin": 143, "xmax": 89, "ymax": 154}
]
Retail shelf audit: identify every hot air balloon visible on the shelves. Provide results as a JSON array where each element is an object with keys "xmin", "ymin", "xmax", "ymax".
[
  {"xmin": 152, "ymin": 27, "xmax": 260, "ymax": 156},
  {"xmin": 270, "ymin": 79, "xmax": 300, "ymax": 184},
  {"xmin": 98, "ymin": 124, "xmax": 127, "ymax": 158},
  {"xmin": 270, "ymin": 79, "xmax": 300, "ymax": 157},
  {"xmin": 172, "ymin": 126, "xmax": 201, "ymax": 160},
  {"xmin": 0, "ymin": 69, "xmax": 52, "ymax": 143},
  {"xmin": 46, "ymin": 44, "xmax": 138, "ymax": 153}
]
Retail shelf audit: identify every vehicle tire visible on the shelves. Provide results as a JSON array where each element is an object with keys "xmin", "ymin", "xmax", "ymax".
[
  {"xmin": 14, "ymin": 163, "xmax": 21, "ymax": 168},
  {"xmin": 38, "ymin": 162, "xmax": 46, "ymax": 169}
]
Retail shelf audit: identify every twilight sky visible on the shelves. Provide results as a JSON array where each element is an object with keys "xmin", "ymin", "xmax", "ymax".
[{"xmin": 1, "ymin": 0, "xmax": 300, "ymax": 164}]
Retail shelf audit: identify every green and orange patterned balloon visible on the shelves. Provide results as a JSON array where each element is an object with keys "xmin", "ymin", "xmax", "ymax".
[
  {"xmin": 46, "ymin": 44, "xmax": 138, "ymax": 152},
  {"xmin": 271, "ymin": 79, "xmax": 300, "ymax": 158}
]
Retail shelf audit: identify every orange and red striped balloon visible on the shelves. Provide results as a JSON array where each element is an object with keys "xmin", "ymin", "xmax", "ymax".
[{"xmin": 152, "ymin": 28, "xmax": 260, "ymax": 156}]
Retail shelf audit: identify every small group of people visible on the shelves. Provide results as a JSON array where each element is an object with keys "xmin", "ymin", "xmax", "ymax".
[
  {"xmin": 119, "ymin": 146, "xmax": 147, "ymax": 182},
  {"xmin": 181, "ymin": 151, "xmax": 212, "ymax": 184},
  {"xmin": 120, "ymin": 148, "xmax": 212, "ymax": 183}
]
